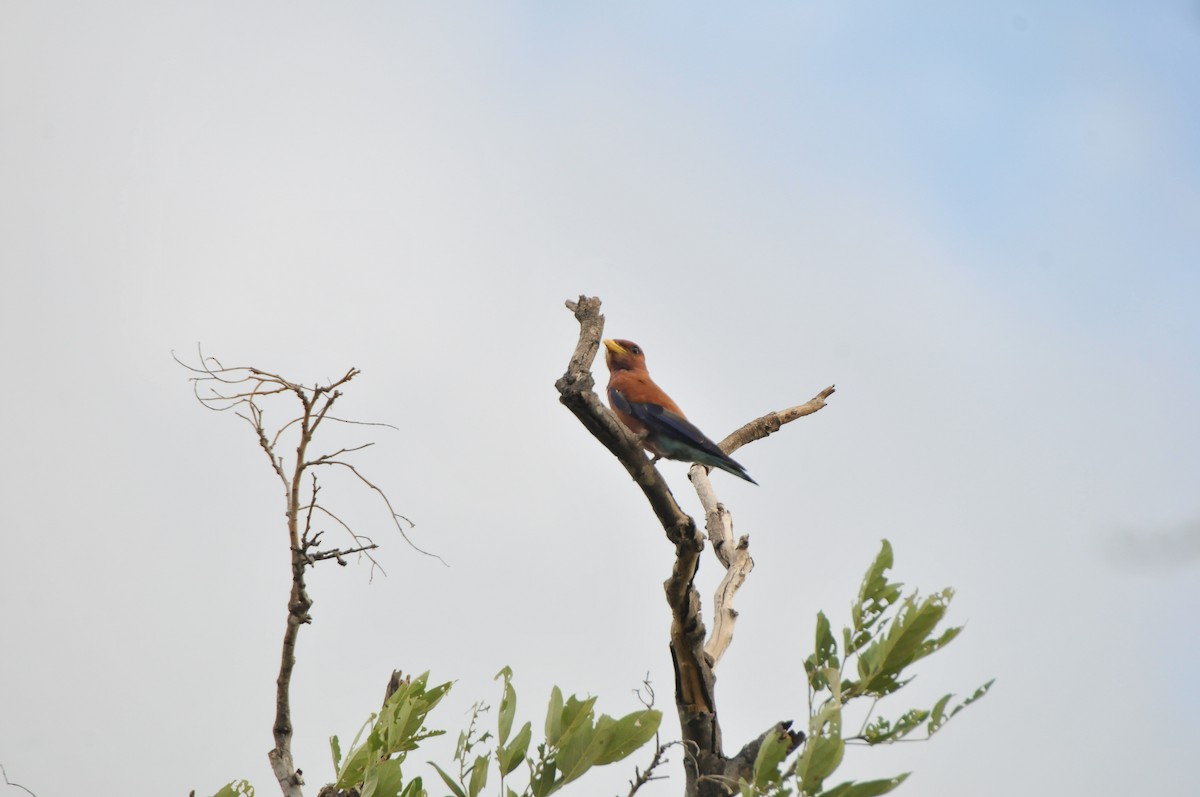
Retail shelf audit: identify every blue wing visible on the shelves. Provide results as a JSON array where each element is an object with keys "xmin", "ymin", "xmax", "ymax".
[{"xmin": 609, "ymin": 388, "xmax": 757, "ymax": 484}]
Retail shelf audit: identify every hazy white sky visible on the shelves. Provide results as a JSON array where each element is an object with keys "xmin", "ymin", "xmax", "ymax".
[{"xmin": 2, "ymin": 3, "xmax": 1197, "ymax": 796}]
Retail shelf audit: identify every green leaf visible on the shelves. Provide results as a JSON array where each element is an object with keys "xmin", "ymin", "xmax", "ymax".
[
  {"xmin": 815, "ymin": 612, "xmax": 839, "ymax": 669},
  {"xmin": 858, "ymin": 540, "xmax": 893, "ymax": 606},
  {"xmin": 361, "ymin": 757, "xmax": 405, "ymax": 797},
  {"xmin": 857, "ymin": 590, "xmax": 960, "ymax": 696},
  {"xmin": 862, "ymin": 708, "xmax": 928, "ymax": 745},
  {"xmin": 496, "ymin": 667, "xmax": 517, "ymax": 747},
  {"xmin": 553, "ymin": 717, "xmax": 599, "ymax": 786},
  {"xmin": 818, "ymin": 773, "xmax": 909, "ymax": 797},
  {"xmin": 556, "ymin": 693, "xmax": 598, "ymax": 746},
  {"xmin": 555, "ymin": 707, "xmax": 658, "ymax": 787},
  {"xmin": 528, "ymin": 748, "xmax": 557, "ymax": 797},
  {"xmin": 498, "ymin": 721, "xmax": 532, "ymax": 776},
  {"xmin": 594, "ymin": 709, "xmax": 661, "ymax": 765},
  {"xmin": 927, "ymin": 693, "xmax": 954, "ymax": 733},
  {"xmin": 336, "ymin": 712, "xmax": 382, "ymax": 787},
  {"xmin": 467, "ymin": 753, "xmax": 489, "ymax": 797},
  {"xmin": 806, "ymin": 612, "xmax": 839, "ymax": 692},
  {"xmin": 797, "ymin": 732, "xmax": 845, "ymax": 795},
  {"xmin": 853, "ymin": 541, "xmax": 901, "ymax": 633},
  {"xmin": 337, "ymin": 673, "xmax": 452, "ymax": 789},
  {"xmin": 544, "ymin": 686, "xmax": 564, "ymax": 744},
  {"xmin": 752, "ymin": 727, "xmax": 793, "ymax": 790},
  {"xmin": 211, "ymin": 781, "xmax": 254, "ymax": 797},
  {"xmin": 330, "ymin": 734, "xmax": 343, "ymax": 774},
  {"xmin": 929, "ymin": 678, "xmax": 994, "ymax": 737},
  {"xmin": 957, "ymin": 679, "xmax": 994, "ymax": 713},
  {"xmin": 400, "ymin": 777, "xmax": 425, "ymax": 797},
  {"xmin": 427, "ymin": 762, "xmax": 466, "ymax": 797}
]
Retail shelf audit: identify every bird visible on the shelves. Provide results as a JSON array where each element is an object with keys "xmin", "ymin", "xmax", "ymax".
[{"xmin": 602, "ymin": 338, "xmax": 757, "ymax": 484}]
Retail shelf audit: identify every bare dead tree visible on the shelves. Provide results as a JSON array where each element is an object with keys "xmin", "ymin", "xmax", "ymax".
[
  {"xmin": 177, "ymin": 350, "xmax": 435, "ymax": 797},
  {"xmin": 556, "ymin": 297, "xmax": 833, "ymax": 797}
]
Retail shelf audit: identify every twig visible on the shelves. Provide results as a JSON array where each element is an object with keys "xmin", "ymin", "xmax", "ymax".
[
  {"xmin": 313, "ymin": 504, "xmax": 385, "ymax": 577},
  {"xmin": 323, "ymin": 416, "xmax": 401, "ymax": 431},
  {"xmin": 718, "ymin": 386, "xmax": 836, "ymax": 455},
  {"xmin": 311, "ymin": 460, "xmax": 444, "ymax": 565},
  {"xmin": 625, "ymin": 738, "xmax": 677, "ymax": 797},
  {"xmin": 625, "ymin": 677, "xmax": 678, "ymax": 797},
  {"xmin": 302, "ymin": 543, "xmax": 381, "ymax": 566},
  {"xmin": 0, "ymin": 765, "xmax": 36, "ymax": 797}
]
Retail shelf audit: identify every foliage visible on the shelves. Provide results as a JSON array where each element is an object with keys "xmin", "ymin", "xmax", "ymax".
[
  {"xmin": 302, "ymin": 667, "xmax": 661, "ymax": 797},
  {"xmin": 744, "ymin": 540, "xmax": 993, "ymax": 797},
  {"xmin": 329, "ymin": 671, "xmax": 451, "ymax": 796},
  {"xmin": 431, "ymin": 666, "xmax": 662, "ymax": 797},
  {"xmin": 210, "ymin": 781, "xmax": 255, "ymax": 797}
]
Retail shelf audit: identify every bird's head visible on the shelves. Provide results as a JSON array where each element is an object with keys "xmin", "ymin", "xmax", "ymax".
[{"xmin": 603, "ymin": 339, "xmax": 647, "ymax": 372}]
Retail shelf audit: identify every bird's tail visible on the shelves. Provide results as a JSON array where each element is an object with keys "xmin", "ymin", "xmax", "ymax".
[{"xmin": 698, "ymin": 451, "xmax": 757, "ymax": 485}]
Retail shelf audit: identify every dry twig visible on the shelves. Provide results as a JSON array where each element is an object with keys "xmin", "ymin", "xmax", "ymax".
[{"xmin": 0, "ymin": 765, "xmax": 36, "ymax": 797}]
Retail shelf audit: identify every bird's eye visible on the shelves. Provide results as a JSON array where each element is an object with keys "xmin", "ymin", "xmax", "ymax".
[{"xmin": 630, "ymin": 346, "xmax": 641, "ymax": 355}]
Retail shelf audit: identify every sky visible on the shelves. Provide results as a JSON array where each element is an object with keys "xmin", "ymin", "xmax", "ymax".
[{"xmin": 1, "ymin": 2, "xmax": 1198, "ymax": 795}]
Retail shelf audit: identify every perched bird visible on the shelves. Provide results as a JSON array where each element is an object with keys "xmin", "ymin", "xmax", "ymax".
[{"xmin": 602, "ymin": 338, "xmax": 757, "ymax": 484}]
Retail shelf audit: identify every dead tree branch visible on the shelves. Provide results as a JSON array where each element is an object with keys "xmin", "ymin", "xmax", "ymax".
[
  {"xmin": 177, "ymin": 348, "xmax": 425, "ymax": 797},
  {"xmin": 625, "ymin": 738, "xmax": 677, "ymax": 797},
  {"xmin": 718, "ymin": 387, "xmax": 837, "ymax": 455},
  {"xmin": 690, "ymin": 385, "xmax": 834, "ymax": 666},
  {"xmin": 556, "ymin": 296, "xmax": 830, "ymax": 797},
  {"xmin": 0, "ymin": 765, "xmax": 36, "ymax": 797},
  {"xmin": 624, "ymin": 677, "xmax": 679, "ymax": 797}
]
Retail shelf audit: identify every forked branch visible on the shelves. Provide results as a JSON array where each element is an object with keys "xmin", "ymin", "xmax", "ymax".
[{"xmin": 556, "ymin": 296, "xmax": 831, "ymax": 797}]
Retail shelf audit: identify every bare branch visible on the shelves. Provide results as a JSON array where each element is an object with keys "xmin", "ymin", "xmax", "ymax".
[
  {"xmin": 255, "ymin": 410, "xmax": 289, "ymax": 488},
  {"xmin": 323, "ymin": 416, "xmax": 401, "ymax": 432},
  {"xmin": 270, "ymin": 416, "xmax": 306, "ymax": 450},
  {"xmin": 690, "ymin": 464, "xmax": 754, "ymax": 667},
  {"xmin": 0, "ymin": 765, "xmax": 36, "ymax": 797},
  {"xmin": 302, "ymin": 476, "xmax": 321, "ymax": 545},
  {"xmin": 302, "ymin": 542, "xmax": 381, "ymax": 566},
  {"xmin": 383, "ymin": 670, "xmax": 410, "ymax": 706},
  {"xmin": 625, "ymin": 739, "xmax": 678, "ymax": 797},
  {"xmin": 307, "ymin": 382, "xmax": 348, "ymax": 439},
  {"xmin": 623, "ymin": 676, "xmax": 677, "ymax": 797},
  {"xmin": 305, "ymin": 443, "xmax": 375, "ymax": 467},
  {"xmin": 312, "ymin": 504, "xmax": 386, "ymax": 577},
  {"xmin": 718, "ymin": 385, "xmax": 836, "ymax": 455},
  {"xmin": 722, "ymin": 721, "xmax": 804, "ymax": 785},
  {"xmin": 690, "ymin": 385, "xmax": 835, "ymax": 668},
  {"xmin": 312, "ymin": 459, "xmax": 444, "ymax": 565}
]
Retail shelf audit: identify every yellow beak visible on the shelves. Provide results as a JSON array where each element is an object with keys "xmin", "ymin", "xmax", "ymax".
[{"xmin": 603, "ymin": 339, "xmax": 627, "ymax": 355}]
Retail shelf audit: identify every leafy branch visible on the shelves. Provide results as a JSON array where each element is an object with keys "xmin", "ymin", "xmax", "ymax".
[
  {"xmin": 746, "ymin": 540, "xmax": 994, "ymax": 797},
  {"xmin": 312, "ymin": 668, "xmax": 660, "ymax": 797}
]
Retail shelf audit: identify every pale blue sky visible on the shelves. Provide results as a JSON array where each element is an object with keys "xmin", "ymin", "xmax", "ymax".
[{"xmin": 1, "ymin": 3, "xmax": 1197, "ymax": 796}]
